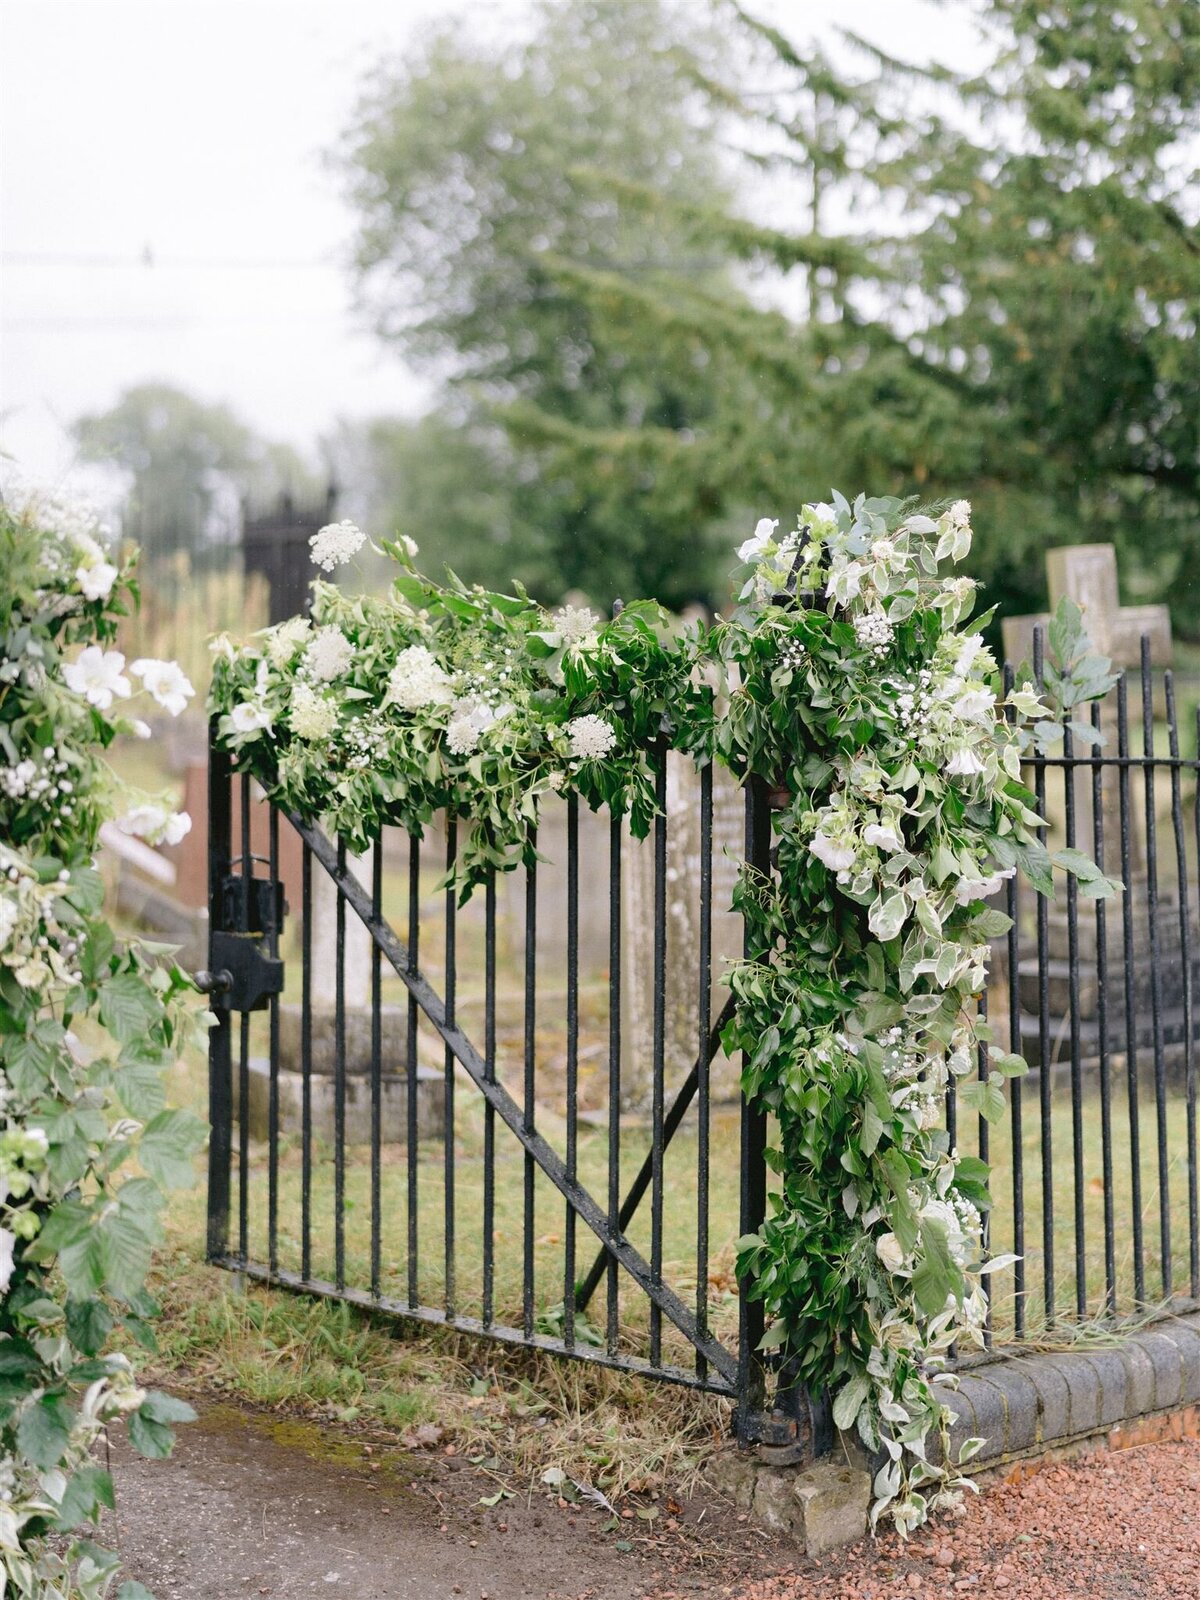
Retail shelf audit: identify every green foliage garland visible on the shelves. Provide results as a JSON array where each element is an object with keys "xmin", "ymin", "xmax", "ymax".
[
  {"xmin": 209, "ymin": 499, "xmax": 1113, "ymax": 1533},
  {"xmin": 1, "ymin": 486, "xmax": 208, "ymax": 1599}
]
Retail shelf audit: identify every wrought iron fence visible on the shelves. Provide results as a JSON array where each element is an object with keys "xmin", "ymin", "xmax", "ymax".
[{"xmin": 201, "ymin": 632, "xmax": 1200, "ymax": 1453}]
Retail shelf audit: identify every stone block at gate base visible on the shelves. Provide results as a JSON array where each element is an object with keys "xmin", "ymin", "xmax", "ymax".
[
  {"xmin": 710, "ymin": 1444, "xmax": 871, "ymax": 1556},
  {"xmin": 234, "ymin": 1055, "xmax": 445, "ymax": 1145}
]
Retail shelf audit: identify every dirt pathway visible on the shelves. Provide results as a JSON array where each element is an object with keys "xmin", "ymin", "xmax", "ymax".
[{"xmin": 108, "ymin": 1401, "xmax": 1200, "ymax": 1600}]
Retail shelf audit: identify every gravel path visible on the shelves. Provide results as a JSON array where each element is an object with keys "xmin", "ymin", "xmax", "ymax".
[{"xmin": 732, "ymin": 1440, "xmax": 1200, "ymax": 1600}]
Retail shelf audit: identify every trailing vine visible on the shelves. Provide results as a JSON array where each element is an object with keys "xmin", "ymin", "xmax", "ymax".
[
  {"xmin": 0, "ymin": 484, "xmax": 208, "ymax": 1598},
  {"xmin": 208, "ymin": 500, "xmax": 1115, "ymax": 1533}
]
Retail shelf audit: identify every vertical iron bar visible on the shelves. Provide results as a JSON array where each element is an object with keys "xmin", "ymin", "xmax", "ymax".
[
  {"xmin": 607, "ymin": 814, "xmax": 622, "ymax": 1358},
  {"xmin": 300, "ymin": 843, "xmax": 313, "ymax": 1280},
  {"xmin": 1167, "ymin": 676, "xmax": 1198, "ymax": 1297},
  {"xmin": 1117, "ymin": 674, "xmax": 1146, "ymax": 1306},
  {"xmin": 1063, "ymin": 719, "xmax": 1086, "ymax": 1317},
  {"xmin": 649, "ymin": 750, "xmax": 668, "ymax": 1368},
  {"xmin": 267, "ymin": 806, "xmax": 280, "ymax": 1278},
  {"xmin": 564, "ymin": 795, "xmax": 579, "ymax": 1351},
  {"xmin": 445, "ymin": 815, "xmax": 458, "ymax": 1321},
  {"xmin": 334, "ymin": 839, "xmax": 347, "ymax": 1292},
  {"xmin": 1032, "ymin": 626, "xmax": 1054, "ymax": 1326},
  {"xmin": 406, "ymin": 833, "xmax": 420, "ymax": 1309},
  {"xmin": 237, "ymin": 773, "xmax": 251, "ymax": 1264},
  {"xmin": 977, "ymin": 988, "xmax": 991, "ymax": 1346},
  {"xmin": 696, "ymin": 761, "xmax": 714, "ymax": 1382},
  {"xmin": 523, "ymin": 825, "xmax": 537, "ymax": 1341},
  {"xmin": 482, "ymin": 875, "xmax": 497, "ymax": 1329},
  {"xmin": 1141, "ymin": 637, "xmax": 1171, "ymax": 1297},
  {"xmin": 736, "ymin": 776, "xmax": 770, "ymax": 1439},
  {"xmin": 205, "ymin": 726, "xmax": 233, "ymax": 1262},
  {"xmin": 370, "ymin": 839, "xmax": 383, "ymax": 1300},
  {"xmin": 1003, "ymin": 666, "xmax": 1026, "ymax": 1338},
  {"xmin": 1092, "ymin": 700, "xmax": 1116, "ymax": 1314}
]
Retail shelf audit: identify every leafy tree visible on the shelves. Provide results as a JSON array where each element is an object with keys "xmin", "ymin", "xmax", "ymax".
[
  {"xmin": 338, "ymin": 0, "xmax": 749, "ymax": 608},
  {"xmin": 74, "ymin": 383, "xmax": 319, "ymax": 572}
]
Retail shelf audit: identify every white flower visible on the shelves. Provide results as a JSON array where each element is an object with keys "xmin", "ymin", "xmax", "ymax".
[
  {"xmin": 289, "ymin": 683, "xmax": 339, "ymax": 742},
  {"xmin": 62, "ymin": 646, "xmax": 132, "ymax": 710},
  {"xmin": 399, "ymin": 534, "xmax": 419, "ymax": 558},
  {"xmin": 954, "ymin": 866, "xmax": 1016, "ymax": 906},
  {"xmin": 386, "ymin": 645, "xmax": 456, "ymax": 711},
  {"xmin": 948, "ymin": 499, "xmax": 971, "ymax": 530},
  {"xmin": 876, "ymin": 1233, "xmax": 908, "ymax": 1274},
  {"xmin": 116, "ymin": 804, "xmax": 191, "ymax": 847},
  {"xmin": 445, "ymin": 695, "xmax": 506, "ymax": 757},
  {"xmin": 303, "ymin": 626, "xmax": 354, "ymax": 684},
  {"xmin": 737, "ymin": 518, "xmax": 778, "ymax": 563},
  {"xmin": 309, "ymin": 519, "xmax": 366, "ymax": 572},
  {"xmin": 854, "ymin": 611, "xmax": 894, "ymax": 657},
  {"xmin": 863, "ymin": 822, "xmax": 903, "ymax": 853},
  {"xmin": 209, "ymin": 634, "xmax": 237, "ymax": 663},
  {"xmin": 921, "ymin": 1198, "xmax": 971, "ymax": 1265},
  {"xmin": 75, "ymin": 560, "xmax": 118, "ymax": 602},
  {"xmin": 566, "ymin": 714, "xmax": 617, "ymax": 761},
  {"xmin": 131, "ymin": 658, "xmax": 195, "ymax": 716},
  {"xmin": 952, "ymin": 688, "xmax": 995, "ymax": 723},
  {"xmin": 0, "ymin": 1227, "xmax": 15, "ymax": 1293},
  {"xmin": 0, "ymin": 897, "xmax": 18, "ymax": 952},
  {"xmin": 265, "ymin": 616, "xmax": 312, "ymax": 667},
  {"xmin": 827, "ymin": 559, "xmax": 864, "ymax": 606},
  {"xmin": 945, "ymin": 746, "xmax": 985, "ymax": 778},
  {"xmin": 953, "ymin": 634, "xmax": 984, "ymax": 678},
  {"xmin": 809, "ymin": 830, "xmax": 856, "ymax": 872},
  {"xmin": 553, "ymin": 605, "xmax": 600, "ymax": 648},
  {"xmin": 130, "ymin": 719, "xmax": 152, "ymax": 740},
  {"xmin": 229, "ymin": 701, "xmax": 273, "ymax": 737}
]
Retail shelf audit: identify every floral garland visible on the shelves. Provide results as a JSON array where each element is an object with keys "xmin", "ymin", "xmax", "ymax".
[
  {"xmin": 0, "ymin": 483, "xmax": 208, "ymax": 1599},
  {"xmin": 208, "ymin": 501, "xmax": 1113, "ymax": 1533}
]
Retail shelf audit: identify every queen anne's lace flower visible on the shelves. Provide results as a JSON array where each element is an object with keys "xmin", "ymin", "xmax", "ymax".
[
  {"xmin": 131, "ymin": 658, "xmax": 195, "ymax": 716},
  {"xmin": 553, "ymin": 605, "xmax": 600, "ymax": 647},
  {"xmin": 303, "ymin": 626, "xmax": 354, "ymax": 684},
  {"xmin": 387, "ymin": 646, "xmax": 456, "ymax": 710},
  {"xmin": 265, "ymin": 616, "xmax": 311, "ymax": 667},
  {"xmin": 289, "ymin": 682, "xmax": 339, "ymax": 742},
  {"xmin": 309, "ymin": 519, "xmax": 365, "ymax": 572},
  {"xmin": 566, "ymin": 714, "xmax": 616, "ymax": 761},
  {"xmin": 62, "ymin": 646, "xmax": 131, "ymax": 710}
]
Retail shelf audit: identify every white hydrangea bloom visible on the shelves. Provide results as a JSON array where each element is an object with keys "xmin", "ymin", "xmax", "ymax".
[
  {"xmin": 386, "ymin": 645, "xmax": 456, "ymax": 710},
  {"xmin": 566, "ymin": 714, "xmax": 617, "ymax": 761},
  {"xmin": 290, "ymin": 682, "xmax": 339, "ymax": 742},
  {"xmin": 309, "ymin": 518, "xmax": 365, "ymax": 572},
  {"xmin": 265, "ymin": 616, "xmax": 312, "ymax": 668},
  {"xmin": 303, "ymin": 625, "xmax": 354, "ymax": 683},
  {"xmin": 61, "ymin": 646, "xmax": 132, "ymax": 710},
  {"xmin": 131, "ymin": 658, "xmax": 195, "ymax": 716}
]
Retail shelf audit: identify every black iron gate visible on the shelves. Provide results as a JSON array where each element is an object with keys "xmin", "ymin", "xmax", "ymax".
[{"xmin": 201, "ymin": 733, "xmax": 827, "ymax": 1455}]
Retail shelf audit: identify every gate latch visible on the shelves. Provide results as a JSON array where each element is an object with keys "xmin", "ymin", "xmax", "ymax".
[{"xmin": 196, "ymin": 932, "xmax": 284, "ymax": 1012}]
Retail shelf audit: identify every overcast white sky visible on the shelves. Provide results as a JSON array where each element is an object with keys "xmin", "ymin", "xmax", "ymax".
[{"xmin": 0, "ymin": 0, "xmax": 984, "ymax": 490}]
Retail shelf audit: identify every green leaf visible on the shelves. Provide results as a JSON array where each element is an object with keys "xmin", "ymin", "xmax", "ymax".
[
  {"xmin": 912, "ymin": 1221, "xmax": 960, "ymax": 1317},
  {"xmin": 66, "ymin": 1298, "xmax": 115, "ymax": 1357},
  {"xmin": 832, "ymin": 1374, "xmax": 870, "ymax": 1431},
  {"xmin": 98, "ymin": 973, "xmax": 164, "ymax": 1046},
  {"xmin": 17, "ymin": 1393, "xmax": 74, "ymax": 1469},
  {"xmin": 138, "ymin": 1108, "xmax": 207, "ymax": 1189},
  {"xmin": 54, "ymin": 1464, "xmax": 115, "ymax": 1531}
]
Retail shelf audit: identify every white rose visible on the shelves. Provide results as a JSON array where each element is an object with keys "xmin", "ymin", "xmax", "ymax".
[{"xmin": 876, "ymin": 1232, "xmax": 908, "ymax": 1274}]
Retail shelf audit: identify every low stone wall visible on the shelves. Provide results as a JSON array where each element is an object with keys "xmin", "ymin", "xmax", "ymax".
[{"xmin": 715, "ymin": 1310, "xmax": 1200, "ymax": 1557}]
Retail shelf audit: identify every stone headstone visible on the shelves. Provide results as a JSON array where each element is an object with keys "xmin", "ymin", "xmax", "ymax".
[{"xmin": 1001, "ymin": 544, "xmax": 1171, "ymax": 671}]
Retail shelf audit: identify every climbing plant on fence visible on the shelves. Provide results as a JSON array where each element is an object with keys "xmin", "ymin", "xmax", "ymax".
[
  {"xmin": 210, "ymin": 497, "xmax": 1116, "ymax": 1533},
  {"xmin": 0, "ymin": 485, "xmax": 208, "ymax": 1599}
]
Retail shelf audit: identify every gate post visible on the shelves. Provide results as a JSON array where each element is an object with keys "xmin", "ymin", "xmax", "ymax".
[
  {"xmin": 205, "ymin": 721, "xmax": 234, "ymax": 1262},
  {"xmin": 735, "ymin": 773, "xmax": 771, "ymax": 1439}
]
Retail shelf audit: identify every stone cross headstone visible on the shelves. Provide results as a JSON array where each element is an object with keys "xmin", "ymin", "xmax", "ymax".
[{"xmin": 1001, "ymin": 544, "xmax": 1171, "ymax": 671}]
